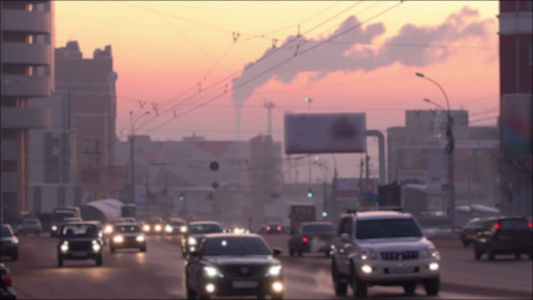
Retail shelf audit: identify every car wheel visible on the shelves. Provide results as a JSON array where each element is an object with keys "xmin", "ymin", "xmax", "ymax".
[
  {"xmin": 515, "ymin": 253, "xmax": 521, "ymax": 260},
  {"xmin": 332, "ymin": 264, "xmax": 347, "ymax": 296},
  {"xmin": 403, "ymin": 281, "xmax": 417, "ymax": 294},
  {"xmin": 271, "ymin": 294, "xmax": 283, "ymax": 300},
  {"xmin": 58, "ymin": 256, "xmax": 63, "ymax": 267},
  {"xmin": 462, "ymin": 240, "xmax": 469, "ymax": 247},
  {"xmin": 474, "ymin": 245, "xmax": 482, "ymax": 260},
  {"xmin": 351, "ymin": 270, "xmax": 367, "ymax": 298},
  {"xmin": 289, "ymin": 247, "xmax": 294, "ymax": 257},
  {"xmin": 488, "ymin": 248, "xmax": 495, "ymax": 261},
  {"xmin": 140, "ymin": 246, "xmax": 147, "ymax": 252},
  {"xmin": 11, "ymin": 252, "xmax": 18, "ymax": 261},
  {"xmin": 110, "ymin": 246, "xmax": 116, "ymax": 253},
  {"xmin": 423, "ymin": 277, "xmax": 440, "ymax": 296},
  {"xmin": 96, "ymin": 255, "xmax": 103, "ymax": 266}
]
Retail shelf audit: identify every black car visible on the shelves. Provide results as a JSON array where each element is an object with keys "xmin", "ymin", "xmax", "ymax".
[
  {"xmin": 459, "ymin": 217, "xmax": 488, "ymax": 246},
  {"xmin": 181, "ymin": 221, "xmax": 224, "ymax": 258},
  {"xmin": 473, "ymin": 216, "xmax": 532, "ymax": 260},
  {"xmin": 288, "ymin": 221, "xmax": 335, "ymax": 257},
  {"xmin": 185, "ymin": 233, "xmax": 283, "ymax": 300},
  {"xmin": 142, "ymin": 217, "xmax": 164, "ymax": 235},
  {"xmin": 0, "ymin": 225, "xmax": 19, "ymax": 261},
  {"xmin": 0, "ymin": 263, "xmax": 16, "ymax": 300},
  {"xmin": 109, "ymin": 223, "xmax": 146, "ymax": 253},
  {"xmin": 57, "ymin": 222, "xmax": 104, "ymax": 267}
]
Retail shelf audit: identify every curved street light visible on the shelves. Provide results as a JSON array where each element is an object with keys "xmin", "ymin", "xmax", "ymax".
[{"xmin": 417, "ymin": 72, "xmax": 456, "ymax": 232}]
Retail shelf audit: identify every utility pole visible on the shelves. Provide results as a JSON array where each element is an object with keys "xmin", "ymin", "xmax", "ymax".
[
  {"xmin": 264, "ymin": 102, "xmax": 275, "ymax": 136},
  {"xmin": 359, "ymin": 156, "xmax": 364, "ymax": 207},
  {"xmin": 365, "ymin": 154, "xmax": 370, "ymax": 205}
]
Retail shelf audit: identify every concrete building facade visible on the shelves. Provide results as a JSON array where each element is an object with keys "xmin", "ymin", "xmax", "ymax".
[
  {"xmin": 498, "ymin": 0, "xmax": 532, "ymax": 216},
  {"xmin": 1, "ymin": 1, "xmax": 54, "ymax": 219},
  {"xmin": 387, "ymin": 110, "xmax": 500, "ymax": 217}
]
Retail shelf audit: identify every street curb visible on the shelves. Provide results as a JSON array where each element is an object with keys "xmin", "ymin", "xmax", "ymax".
[{"xmin": 280, "ymin": 257, "xmax": 533, "ymax": 299}]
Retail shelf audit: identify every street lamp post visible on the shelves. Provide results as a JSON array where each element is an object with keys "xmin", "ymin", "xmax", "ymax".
[
  {"xmin": 417, "ymin": 72, "xmax": 456, "ymax": 232},
  {"xmin": 130, "ymin": 111, "xmax": 150, "ymax": 205},
  {"xmin": 305, "ymin": 97, "xmax": 313, "ymax": 194}
]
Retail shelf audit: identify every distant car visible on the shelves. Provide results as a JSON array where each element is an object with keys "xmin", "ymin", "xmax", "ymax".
[
  {"xmin": 288, "ymin": 221, "xmax": 336, "ymax": 257},
  {"xmin": 181, "ymin": 221, "xmax": 224, "ymax": 258},
  {"xmin": 0, "ymin": 225, "xmax": 19, "ymax": 261},
  {"xmin": 63, "ymin": 217, "xmax": 83, "ymax": 224},
  {"xmin": 0, "ymin": 263, "xmax": 17, "ymax": 300},
  {"xmin": 109, "ymin": 223, "xmax": 146, "ymax": 253},
  {"xmin": 165, "ymin": 217, "xmax": 187, "ymax": 235},
  {"xmin": 104, "ymin": 218, "xmax": 138, "ymax": 235},
  {"xmin": 459, "ymin": 217, "xmax": 488, "ymax": 247},
  {"xmin": 257, "ymin": 225, "xmax": 267, "ymax": 234},
  {"xmin": 142, "ymin": 217, "xmax": 164, "ymax": 235},
  {"xmin": 57, "ymin": 222, "xmax": 104, "ymax": 267},
  {"xmin": 473, "ymin": 216, "xmax": 532, "ymax": 260},
  {"xmin": 266, "ymin": 223, "xmax": 285, "ymax": 234},
  {"xmin": 185, "ymin": 233, "xmax": 284, "ymax": 300},
  {"xmin": 11, "ymin": 218, "xmax": 42, "ymax": 236}
]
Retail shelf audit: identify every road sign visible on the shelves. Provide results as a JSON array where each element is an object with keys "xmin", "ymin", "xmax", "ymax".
[{"xmin": 210, "ymin": 161, "xmax": 219, "ymax": 171}]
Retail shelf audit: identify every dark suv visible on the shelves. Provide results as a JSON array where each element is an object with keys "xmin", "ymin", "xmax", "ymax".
[
  {"xmin": 0, "ymin": 225, "xmax": 19, "ymax": 261},
  {"xmin": 57, "ymin": 222, "xmax": 104, "ymax": 267},
  {"xmin": 473, "ymin": 216, "xmax": 532, "ymax": 260},
  {"xmin": 459, "ymin": 217, "xmax": 488, "ymax": 247}
]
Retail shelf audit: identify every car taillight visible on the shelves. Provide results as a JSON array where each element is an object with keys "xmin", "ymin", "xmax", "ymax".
[
  {"xmin": 494, "ymin": 223, "xmax": 500, "ymax": 230},
  {"xmin": 528, "ymin": 223, "xmax": 532, "ymax": 229},
  {"xmin": 277, "ymin": 226, "xmax": 282, "ymax": 231},
  {"xmin": 2, "ymin": 276, "xmax": 12, "ymax": 286},
  {"xmin": 302, "ymin": 236, "xmax": 309, "ymax": 243},
  {"xmin": 266, "ymin": 226, "xmax": 271, "ymax": 231},
  {"xmin": 460, "ymin": 228, "xmax": 464, "ymax": 234}
]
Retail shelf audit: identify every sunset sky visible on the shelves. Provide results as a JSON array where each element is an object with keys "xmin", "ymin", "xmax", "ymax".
[{"xmin": 54, "ymin": 1, "xmax": 500, "ymax": 179}]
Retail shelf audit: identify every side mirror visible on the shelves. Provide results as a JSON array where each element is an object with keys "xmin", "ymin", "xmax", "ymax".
[
  {"xmin": 339, "ymin": 233, "xmax": 351, "ymax": 243},
  {"xmin": 272, "ymin": 248, "xmax": 282, "ymax": 257}
]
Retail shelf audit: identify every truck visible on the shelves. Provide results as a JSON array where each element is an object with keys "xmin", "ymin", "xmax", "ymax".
[{"xmin": 288, "ymin": 204, "xmax": 316, "ymax": 234}]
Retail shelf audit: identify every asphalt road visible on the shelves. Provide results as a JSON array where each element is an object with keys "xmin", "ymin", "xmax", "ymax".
[
  {"xmin": 262, "ymin": 232, "xmax": 533, "ymax": 299},
  {"xmin": 1, "ymin": 233, "xmax": 531, "ymax": 299}
]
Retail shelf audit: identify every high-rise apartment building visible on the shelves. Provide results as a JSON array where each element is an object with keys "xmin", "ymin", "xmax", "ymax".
[{"xmin": 1, "ymin": 1, "xmax": 54, "ymax": 219}]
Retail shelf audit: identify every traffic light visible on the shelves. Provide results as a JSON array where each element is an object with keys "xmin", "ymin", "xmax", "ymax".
[
  {"xmin": 307, "ymin": 189, "xmax": 314, "ymax": 198},
  {"xmin": 321, "ymin": 210, "xmax": 328, "ymax": 218},
  {"xmin": 179, "ymin": 193, "xmax": 185, "ymax": 201}
]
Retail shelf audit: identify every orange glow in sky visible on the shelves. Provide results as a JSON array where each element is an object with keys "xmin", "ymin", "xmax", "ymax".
[{"xmin": 54, "ymin": 1, "xmax": 500, "ymax": 177}]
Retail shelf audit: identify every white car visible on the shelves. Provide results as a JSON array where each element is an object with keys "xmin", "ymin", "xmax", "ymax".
[{"xmin": 331, "ymin": 209, "xmax": 440, "ymax": 298}]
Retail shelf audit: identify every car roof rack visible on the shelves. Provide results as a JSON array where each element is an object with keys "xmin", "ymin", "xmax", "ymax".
[{"xmin": 345, "ymin": 206, "xmax": 404, "ymax": 215}]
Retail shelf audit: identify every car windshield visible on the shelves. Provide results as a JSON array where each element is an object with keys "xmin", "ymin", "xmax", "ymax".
[
  {"xmin": 171, "ymin": 221, "xmax": 185, "ymax": 226},
  {"xmin": 148, "ymin": 218, "xmax": 162, "ymax": 223},
  {"xmin": 1, "ymin": 226, "xmax": 12, "ymax": 237},
  {"xmin": 356, "ymin": 218, "xmax": 423, "ymax": 239},
  {"xmin": 116, "ymin": 225, "xmax": 141, "ymax": 233},
  {"xmin": 302, "ymin": 224, "xmax": 335, "ymax": 233},
  {"xmin": 189, "ymin": 224, "xmax": 223, "ymax": 234},
  {"xmin": 61, "ymin": 224, "xmax": 98, "ymax": 238},
  {"xmin": 53, "ymin": 212, "xmax": 76, "ymax": 221},
  {"xmin": 203, "ymin": 237, "xmax": 271, "ymax": 256},
  {"xmin": 500, "ymin": 219, "xmax": 529, "ymax": 230}
]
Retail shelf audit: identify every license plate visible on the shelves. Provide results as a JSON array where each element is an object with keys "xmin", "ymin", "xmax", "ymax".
[
  {"xmin": 72, "ymin": 251, "xmax": 88, "ymax": 257},
  {"xmin": 232, "ymin": 281, "xmax": 258, "ymax": 288},
  {"xmin": 389, "ymin": 267, "xmax": 416, "ymax": 274}
]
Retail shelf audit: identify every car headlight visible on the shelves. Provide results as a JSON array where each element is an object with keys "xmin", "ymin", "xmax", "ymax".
[
  {"xmin": 92, "ymin": 240, "xmax": 101, "ymax": 252},
  {"xmin": 155, "ymin": 225, "xmax": 162, "ymax": 231},
  {"xmin": 266, "ymin": 265, "xmax": 282, "ymax": 277},
  {"xmin": 143, "ymin": 225, "xmax": 151, "ymax": 232},
  {"xmin": 188, "ymin": 237, "xmax": 197, "ymax": 246},
  {"xmin": 113, "ymin": 235, "xmax": 124, "ymax": 243},
  {"xmin": 421, "ymin": 247, "xmax": 440, "ymax": 258},
  {"xmin": 105, "ymin": 225, "xmax": 113, "ymax": 234},
  {"xmin": 136, "ymin": 235, "xmax": 145, "ymax": 242},
  {"xmin": 60, "ymin": 241, "xmax": 69, "ymax": 252},
  {"xmin": 360, "ymin": 249, "xmax": 378, "ymax": 260},
  {"xmin": 203, "ymin": 266, "xmax": 224, "ymax": 278},
  {"xmin": 51, "ymin": 225, "xmax": 58, "ymax": 231},
  {"xmin": 12, "ymin": 236, "xmax": 19, "ymax": 245},
  {"xmin": 165, "ymin": 225, "xmax": 173, "ymax": 233},
  {"xmin": 180, "ymin": 226, "xmax": 187, "ymax": 233}
]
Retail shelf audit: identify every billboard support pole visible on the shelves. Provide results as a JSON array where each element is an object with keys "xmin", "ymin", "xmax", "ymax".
[{"xmin": 366, "ymin": 130, "xmax": 386, "ymax": 184}]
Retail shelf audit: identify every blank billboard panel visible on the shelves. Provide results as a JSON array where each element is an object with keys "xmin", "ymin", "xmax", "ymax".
[{"xmin": 284, "ymin": 113, "xmax": 366, "ymax": 154}]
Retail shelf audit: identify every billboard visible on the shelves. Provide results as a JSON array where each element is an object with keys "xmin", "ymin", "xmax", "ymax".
[
  {"xmin": 336, "ymin": 178, "xmax": 361, "ymax": 202},
  {"xmin": 284, "ymin": 113, "xmax": 366, "ymax": 154},
  {"xmin": 501, "ymin": 94, "xmax": 532, "ymax": 157}
]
